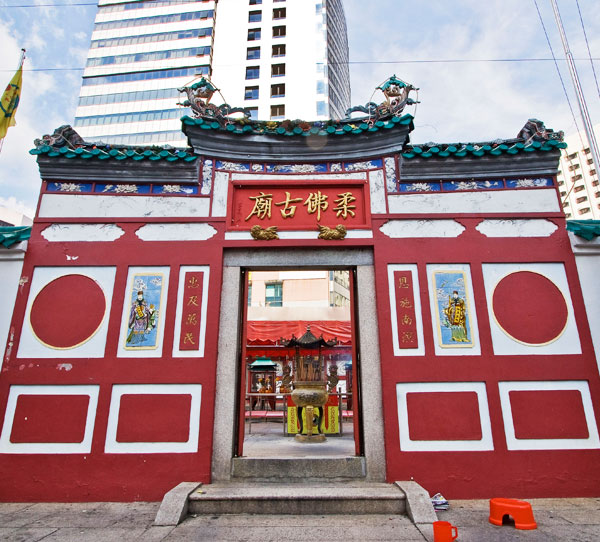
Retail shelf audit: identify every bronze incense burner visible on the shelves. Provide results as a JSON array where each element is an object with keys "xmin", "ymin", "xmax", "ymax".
[{"xmin": 280, "ymin": 325, "xmax": 337, "ymax": 443}]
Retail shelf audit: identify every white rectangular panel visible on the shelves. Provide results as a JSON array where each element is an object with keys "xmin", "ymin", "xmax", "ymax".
[
  {"xmin": 39, "ymin": 195, "xmax": 210, "ymax": 218},
  {"xmin": 388, "ymin": 189, "xmax": 560, "ymax": 214}
]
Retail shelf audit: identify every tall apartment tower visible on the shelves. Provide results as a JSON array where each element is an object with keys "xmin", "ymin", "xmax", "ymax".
[
  {"xmin": 557, "ymin": 124, "xmax": 600, "ymax": 219},
  {"xmin": 74, "ymin": 0, "xmax": 216, "ymax": 147},
  {"xmin": 211, "ymin": 0, "xmax": 350, "ymax": 122},
  {"xmin": 73, "ymin": 0, "xmax": 351, "ymax": 147}
]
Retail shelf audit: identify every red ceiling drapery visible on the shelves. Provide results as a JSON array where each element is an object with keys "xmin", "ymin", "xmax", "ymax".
[{"xmin": 246, "ymin": 320, "xmax": 352, "ymax": 345}]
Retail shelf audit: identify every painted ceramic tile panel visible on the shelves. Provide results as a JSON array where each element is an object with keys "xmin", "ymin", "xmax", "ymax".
[
  {"xmin": 124, "ymin": 273, "xmax": 165, "ymax": 350},
  {"xmin": 432, "ymin": 270, "xmax": 474, "ymax": 348}
]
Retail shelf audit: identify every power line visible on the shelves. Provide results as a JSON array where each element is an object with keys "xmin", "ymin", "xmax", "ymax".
[
  {"xmin": 576, "ymin": 0, "xmax": 600, "ymax": 101},
  {"xmin": 533, "ymin": 0, "xmax": 587, "ymax": 209}
]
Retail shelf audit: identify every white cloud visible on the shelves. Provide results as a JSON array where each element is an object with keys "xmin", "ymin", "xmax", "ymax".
[
  {"xmin": 346, "ymin": 0, "xmax": 600, "ymax": 143},
  {"xmin": 0, "ymin": 197, "xmax": 35, "ymax": 221}
]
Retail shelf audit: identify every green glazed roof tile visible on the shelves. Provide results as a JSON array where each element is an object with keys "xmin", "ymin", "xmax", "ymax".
[
  {"xmin": 0, "ymin": 226, "xmax": 31, "ymax": 248},
  {"xmin": 566, "ymin": 220, "xmax": 600, "ymax": 240}
]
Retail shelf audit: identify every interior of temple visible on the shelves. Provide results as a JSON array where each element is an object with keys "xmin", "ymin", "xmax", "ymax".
[{"xmin": 239, "ymin": 269, "xmax": 358, "ymax": 457}]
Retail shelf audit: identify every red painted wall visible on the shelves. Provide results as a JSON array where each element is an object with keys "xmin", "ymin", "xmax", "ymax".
[
  {"xmin": 0, "ymin": 221, "xmax": 224, "ymax": 501},
  {"xmin": 373, "ymin": 217, "xmax": 600, "ymax": 498}
]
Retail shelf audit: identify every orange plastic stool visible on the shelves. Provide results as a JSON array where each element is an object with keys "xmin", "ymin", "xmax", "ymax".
[{"xmin": 489, "ymin": 498, "xmax": 537, "ymax": 530}]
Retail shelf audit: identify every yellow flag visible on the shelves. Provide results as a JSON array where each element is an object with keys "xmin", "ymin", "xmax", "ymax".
[{"xmin": 0, "ymin": 66, "xmax": 23, "ymax": 140}]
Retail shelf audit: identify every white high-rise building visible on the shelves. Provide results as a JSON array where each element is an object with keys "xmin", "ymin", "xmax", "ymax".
[
  {"xmin": 211, "ymin": 0, "xmax": 350, "ymax": 122},
  {"xmin": 73, "ymin": 0, "xmax": 350, "ymax": 147},
  {"xmin": 557, "ymin": 124, "xmax": 600, "ymax": 219},
  {"xmin": 74, "ymin": 0, "xmax": 216, "ymax": 147}
]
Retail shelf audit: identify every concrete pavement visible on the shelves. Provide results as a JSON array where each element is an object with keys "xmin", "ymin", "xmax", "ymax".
[{"xmin": 0, "ymin": 497, "xmax": 599, "ymax": 541}]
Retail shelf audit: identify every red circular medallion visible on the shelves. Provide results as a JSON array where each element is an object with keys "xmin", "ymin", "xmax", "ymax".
[
  {"xmin": 492, "ymin": 271, "xmax": 568, "ymax": 345},
  {"xmin": 30, "ymin": 274, "xmax": 106, "ymax": 349}
]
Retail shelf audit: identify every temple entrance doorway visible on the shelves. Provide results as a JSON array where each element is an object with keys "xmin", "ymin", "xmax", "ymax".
[{"xmin": 236, "ymin": 268, "xmax": 362, "ymax": 458}]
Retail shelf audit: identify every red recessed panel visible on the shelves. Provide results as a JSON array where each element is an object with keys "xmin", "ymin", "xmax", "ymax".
[
  {"xmin": 407, "ymin": 392, "xmax": 482, "ymax": 441},
  {"xmin": 116, "ymin": 394, "xmax": 192, "ymax": 443},
  {"xmin": 30, "ymin": 274, "xmax": 106, "ymax": 348},
  {"xmin": 492, "ymin": 271, "xmax": 568, "ymax": 345},
  {"xmin": 10, "ymin": 395, "xmax": 90, "ymax": 443},
  {"xmin": 509, "ymin": 390, "xmax": 589, "ymax": 440}
]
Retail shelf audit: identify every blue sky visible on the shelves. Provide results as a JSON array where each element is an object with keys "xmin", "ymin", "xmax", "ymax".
[{"xmin": 0, "ymin": 0, "xmax": 599, "ymax": 217}]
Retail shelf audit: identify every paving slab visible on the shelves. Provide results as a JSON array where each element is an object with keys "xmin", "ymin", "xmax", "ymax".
[
  {"xmin": 0, "ymin": 497, "xmax": 599, "ymax": 541},
  {"xmin": 439, "ymin": 498, "xmax": 600, "ymax": 542},
  {"xmin": 166, "ymin": 514, "xmax": 425, "ymax": 542},
  {"xmin": 41, "ymin": 527, "xmax": 149, "ymax": 541},
  {"xmin": 0, "ymin": 526, "xmax": 58, "ymax": 542}
]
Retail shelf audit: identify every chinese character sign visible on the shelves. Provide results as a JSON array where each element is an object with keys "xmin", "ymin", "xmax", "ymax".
[
  {"xmin": 178, "ymin": 272, "xmax": 204, "ymax": 351},
  {"xmin": 230, "ymin": 183, "xmax": 369, "ymax": 230},
  {"xmin": 394, "ymin": 270, "xmax": 418, "ymax": 349}
]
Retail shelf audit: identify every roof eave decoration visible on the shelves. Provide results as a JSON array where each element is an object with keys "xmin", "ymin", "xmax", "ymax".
[
  {"xmin": 567, "ymin": 220, "xmax": 600, "ymax": 240},
  {"xmin": 30, "ymin": 125, "xmax": 197, "ymax": 163},
  {"xmin": 179, "ymin": 74, "xmax": 418, "ymax": 138},
  {"xmin": 178, "ymin": 77, "xmax": 249, "ymax": 127},
  {"xmin": 0, "ymin": 226, "xmax": 31, "ymax": 248},
  {"xmin": 402, "ymin": 119, "xmax": 566, "ymax": 161}
]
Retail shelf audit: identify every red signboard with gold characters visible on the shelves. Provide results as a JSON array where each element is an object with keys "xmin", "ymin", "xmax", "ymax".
[
  {"xmin": 394, "ymin": 270, "xmax": 418, "ymax": 348},
  {"xmin": 228, "ymin": 179, "xmax": 370, "ymax": 230},
  {"xmin": 178, "ymin": 271, "xmax": 204, "ymax": 351}
]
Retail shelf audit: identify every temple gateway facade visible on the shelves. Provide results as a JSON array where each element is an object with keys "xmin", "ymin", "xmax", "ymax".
[{"xmin": 1, "ymin": 77, "xmax": 599, "ymax": 501}]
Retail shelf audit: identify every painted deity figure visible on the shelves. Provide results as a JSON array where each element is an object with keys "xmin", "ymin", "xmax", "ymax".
[
  {"xmin": 443, "ymin": 290, "xmax": 468, "ymax": 342},
  {"xmin": 265, "ymin": 377, "xmax": 274, "ymax": 393},
  {"xmin": 127, "ymin": 290, "xmax": 156, "ymax": 345},
  {"xmin": 279, "ymin": 365, "xmax": 293, "ymax": 393}
]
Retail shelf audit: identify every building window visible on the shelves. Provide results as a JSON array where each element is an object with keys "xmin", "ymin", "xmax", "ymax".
[
  {"xmin": 565, "ymin": 212, "xmax": 572, "ymax": 218},
  {"xmin": 271, "ymin": 63, "xmax": 285, "ymax": 77},
  {"xmin": 576, "ymin": 196, "xmax": 588, "ymax": 204},
  {"xmin": 584, "ymin": 147, "xmax": 591, "ymax": 154},
  {"xmin": 273, "ymin": 25, "xmax": 286, "ymax": 37},
  {"xmin": 273, "ymin": 7, "xmax": 286, "ymax": 19},
  {"xmin": 588, "ymin": 158, "xmax": 594, "ymax": 165},
  {"xmin": 572, "ymin": 174, "xmax": 583, "ymax": 182},
  {"xmin": 567, "ymin": 152, "xmax": 578, "ymax": 160},
  {"xmin": 270, "ymin": 104, "xmax": 285, "ymax": 119},
  {"xmin": 595, "ymin": 191, "xmax": 600, "ymax": 198},
  {"xmin": 265, "ymin": 282, "xmax": 283, "ymax": 307},
  {"xmin": 578, "ymin": 207, "xmax": 591, "ymax": 215},
  {"xmin": 247, "ymin": 107, "xmax": 258, "ymax": 120},
  {"xmin": 246, "ymin": 66, "xmax": 260, "ymax": 79},
  {"xmin": 248, "ymin": 28, "xmax": 261, "ymax": 41},
  {"xmin": 559, "ymin": 191, "xmax": 567, "ymax": 196},
  {"xmin": 593, "ymin": 180, "xmax": 600, "ymax": 186},
  {"xmin": 249, "ymin": 0, "xmax": 261, "ymax": 4},
  {"xmin": 568, "ymin": 163, "xmax": 580, "ymax": 171},
  {"xmin": 558, "ymin": 180, "xmax": 564, "ymax": 186},
  {"xmin": 316, "ymin": 101, "xmax": 327, "ymax": 116},
  {"xmin": 244, "ymin": 86, "xmax": 259, "ymax": 100},
  {"xmin": 248, "ymin": 10, "xmax": 261, "ymax": 22},
  {"xmin": 272, "ymin": 43, "xmax": 285, "ymax": 57},
  {"xmin": 574, "ymin": 184, "xmax": 585, "ymax": 192},
  {"xmin": 591, "ymin": 169, "xmax": 597, "ymax": 176},
  {"xmin": 271, "ymin": 83, "xmax": 285, "ymax": 97},
  {"xmin": 316, "ymin": 80, "xmax": 326, "ymax": 94},
  {"xmin": 247, "ymin": 46, "xmax": 260, "ymax": 60}
]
